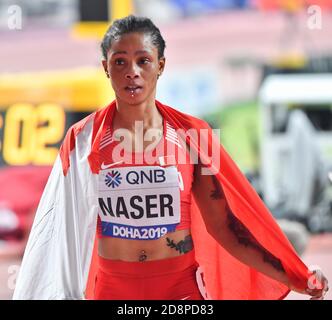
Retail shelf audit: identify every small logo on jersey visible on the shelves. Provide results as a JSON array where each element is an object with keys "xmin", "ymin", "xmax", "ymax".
[
  {"xmin": 101, "ymin": 160, "xmax": 124, "ymax": 170},
  {"xmin": 105, "ymin": 170, "xmax": 122, "ymax": 188}
]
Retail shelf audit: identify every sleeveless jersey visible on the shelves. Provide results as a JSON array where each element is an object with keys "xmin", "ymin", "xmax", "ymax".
[{"xmin": 97, "ymin": 118, "xmax": 194, "ymax": 240}]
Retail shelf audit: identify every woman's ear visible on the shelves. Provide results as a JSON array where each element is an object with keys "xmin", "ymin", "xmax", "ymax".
[
  {"xmin": 158, "ymin": 57, "xmax": 166, "ymax": 78},
  {"xmin": 102, "ymin": 60, "xmax": 109, "ymax": 78}
]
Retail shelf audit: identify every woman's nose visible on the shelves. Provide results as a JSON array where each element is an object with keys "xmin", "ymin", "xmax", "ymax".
[{"xmin": 125, "ymin": 63, "xmax": 139, "ymax": 79}]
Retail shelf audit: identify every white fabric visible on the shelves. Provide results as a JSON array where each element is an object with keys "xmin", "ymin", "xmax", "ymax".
[{"xmin": 13, "ymin": 118, "xmax": 98, "ymax": 300}]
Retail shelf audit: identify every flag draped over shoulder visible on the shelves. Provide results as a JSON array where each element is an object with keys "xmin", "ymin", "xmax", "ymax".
[{"xmin": 13, "ymin": 100, "xmax": 310, "ymax": 300}]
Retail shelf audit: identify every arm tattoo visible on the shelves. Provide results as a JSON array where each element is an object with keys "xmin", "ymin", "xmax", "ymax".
[
  {"xmin": 208, "ymin": 175, "xmax": 284, "ymax": 272},
  {"xmin": 227, "ymin": 208, "xmax": 285, "ymax": 272},
  {"xmin": 166, "ymin": 235, "xmax": 193, "ymax": 254},
  {"xmin": 210, "ymin": 175, "xmax": 224, "ymax": 200}
]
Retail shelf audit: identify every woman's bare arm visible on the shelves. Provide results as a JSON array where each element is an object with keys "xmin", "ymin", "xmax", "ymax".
[
  {"xmin": 192, "ymin": 164, "xmax": 291, "ymax": 287},
  {"xmin": 193, "ymin": 164, "xmax": 329, "ymax": 298}
]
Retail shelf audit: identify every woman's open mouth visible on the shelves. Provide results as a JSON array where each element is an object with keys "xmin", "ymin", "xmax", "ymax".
[{"xmin": 125, "ymin": 85, "xmax": 143, "ymax": 95}]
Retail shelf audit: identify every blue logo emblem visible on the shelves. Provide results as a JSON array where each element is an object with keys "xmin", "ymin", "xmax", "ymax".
[{"xmin": 105, "ymin": 170, "xmax": 122, "ymax": 188}]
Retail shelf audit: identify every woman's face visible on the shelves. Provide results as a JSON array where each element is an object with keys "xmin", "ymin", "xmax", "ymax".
[{"xmin": 102, "ymin": 32, "xmax": 165, "ymax": 106}]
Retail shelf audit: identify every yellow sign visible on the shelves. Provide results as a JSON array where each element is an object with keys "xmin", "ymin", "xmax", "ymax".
[
  {"xmin": 3, "ymin": 103, "xmax": 65, "ymax": 165},
  {"xmin": 0, "ymin": 68, "xmax": 113, "ymax": 111},
  {"xmin": 0, "ymin": 67, "xmax": 114, "ymax": 166}
]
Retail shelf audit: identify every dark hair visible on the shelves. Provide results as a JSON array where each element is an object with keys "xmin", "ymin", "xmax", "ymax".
[{"xmin": 101, "ymin": 15, "xmax": 166, "ymax": 60}]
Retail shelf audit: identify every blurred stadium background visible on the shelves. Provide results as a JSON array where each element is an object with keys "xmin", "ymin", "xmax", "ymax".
[{"xmin": 0, "ymin": 0, "xmax": 332, "ymax": 299}]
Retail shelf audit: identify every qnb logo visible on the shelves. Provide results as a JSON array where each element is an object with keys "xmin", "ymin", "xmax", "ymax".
[{"xmin": 105, "ymin": 170, "xmax": 122, "ymax": 188}]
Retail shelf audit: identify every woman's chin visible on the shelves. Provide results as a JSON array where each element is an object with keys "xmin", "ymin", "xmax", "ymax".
[{"xmin": 120, "ymin": 94, "xmax": 146, "ymax": 106}]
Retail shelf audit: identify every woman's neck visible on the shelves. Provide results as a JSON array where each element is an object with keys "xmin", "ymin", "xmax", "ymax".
[{"xmin": 114, "ymin": 98, "xmax": 162, "ymax": 131}]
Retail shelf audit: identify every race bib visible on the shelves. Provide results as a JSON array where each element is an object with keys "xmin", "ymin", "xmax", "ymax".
[{"xmin": 98, "ymin": 165, "xmax": 181, "ymax": 240}]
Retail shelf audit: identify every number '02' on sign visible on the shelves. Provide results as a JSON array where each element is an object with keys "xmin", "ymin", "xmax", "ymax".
[{"xmin": 2, "ymin": 103, "xmax": 65, "ymax": 165}]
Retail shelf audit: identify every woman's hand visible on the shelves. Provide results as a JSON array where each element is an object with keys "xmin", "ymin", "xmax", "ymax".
[
  {"xmin": 306, "ymin": 269, "xmax": 329, "ymax": 300},
  {"xmin": 290, "ymin": 269, "xmax": 329, "ymax": 300}
]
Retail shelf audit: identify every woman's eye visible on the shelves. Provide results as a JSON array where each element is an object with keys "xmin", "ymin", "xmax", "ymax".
[
  {"xmin": 139, "ymin": 58, "xmax": 150, "ymax": 64},
  {"xmin": 114, "ymin": 59, "xmax": 125, "ymax": 65}
]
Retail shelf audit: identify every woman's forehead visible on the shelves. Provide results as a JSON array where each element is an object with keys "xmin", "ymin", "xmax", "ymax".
[{"xmin": 108, "ymin": 32, "xmax": 157, "ymax": 55}]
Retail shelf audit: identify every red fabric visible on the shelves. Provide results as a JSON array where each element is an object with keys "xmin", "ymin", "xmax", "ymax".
[
  {"xmin": 94, "ymin": 250, "xmax": 203, "ymax": 300},
  {"xmin": 60, "ymin": 100, "xmax": 310, "ymax": 300}
]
